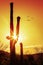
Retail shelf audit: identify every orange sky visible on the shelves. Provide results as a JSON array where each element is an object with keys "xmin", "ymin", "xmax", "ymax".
[{"xmin": 0, "ymin": 0, "xmax": 43, "ymax": 54}]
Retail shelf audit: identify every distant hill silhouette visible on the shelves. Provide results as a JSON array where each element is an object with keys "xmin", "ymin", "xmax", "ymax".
[
  {"xmin": 0, "ymin": 50, "xmax": 43, "ymax": 65},
  {"xmin": 0, "ymin": 50, "xmax": 10, "ymax": 65}
]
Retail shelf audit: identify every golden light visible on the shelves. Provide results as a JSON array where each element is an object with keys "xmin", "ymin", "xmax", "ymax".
[
  {"xmin": 17, "ymin": 33, "xmax": 25, "ymax": 43},
  {"xmin": 12, "ymin": 34, "xmax": 23, "ymax": 43},
  {"xmin": 18, "ymin": 35, "xmax": 23, "ymax": 43},
  {"xmin": 13, "ymin": 35, "xmax": 17, "ymax": 40},
  {"xmin": 6, "ymin": 32, "xmax": 17, "ymax": 41}
]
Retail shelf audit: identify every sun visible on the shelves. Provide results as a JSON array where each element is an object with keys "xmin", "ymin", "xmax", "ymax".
[
  {"xmin": 18, "ymin": 33, "xmax": 25, "ymax": 43},
  {"xmin": 6, "ymin": 31, "xmax": 26, "ymax": 46},
  {"xmin": 13, "ymin": 32, "xmax": 25, "ymax": 44},
  {"xmin": 18, "ymin": 35, "xmax": 23, "ymax": 43},
  {"xmin": 13, "ymin": 34, "xmax": 17, "ymax": 40}
]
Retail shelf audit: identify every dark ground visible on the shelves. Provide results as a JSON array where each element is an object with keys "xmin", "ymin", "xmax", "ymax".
[{"xmin": 0, "ymin": 50, "xmax": 43, "ymax": 65}]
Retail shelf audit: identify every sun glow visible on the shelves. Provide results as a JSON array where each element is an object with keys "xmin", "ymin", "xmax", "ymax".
[
  {"xmin": 13, "ymin": 32, "xmax": 25, "ymax": 44},
  {"xmin": 13, "ymin": 35, "xmax": 17, "ymax": 40},
  {"xmin": 18, "ymin": 34, "xmax": 24, "ymax": 43},
  {"xmin": 18, "ymin": 33, "xmax": 25, "ymax": 44}
]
